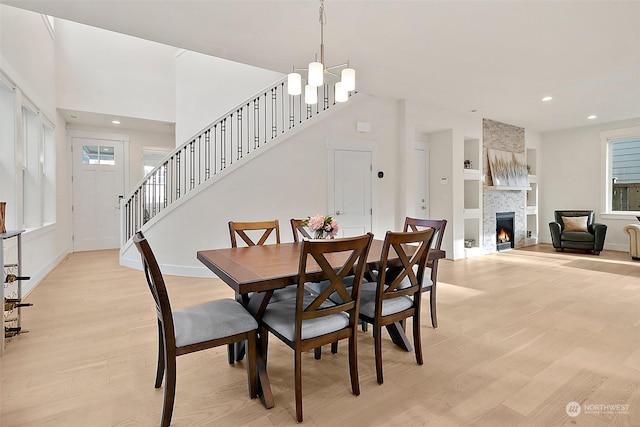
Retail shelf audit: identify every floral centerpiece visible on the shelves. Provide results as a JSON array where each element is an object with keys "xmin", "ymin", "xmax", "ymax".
[{"xmin": 303, "ymin": 214, "xmax": 339, "ymax": 239}]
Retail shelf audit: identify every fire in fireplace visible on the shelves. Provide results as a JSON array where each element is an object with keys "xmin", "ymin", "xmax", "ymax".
[{"xmin": 496, "ymin": 211, "xmax": 515, "ymax": 251}]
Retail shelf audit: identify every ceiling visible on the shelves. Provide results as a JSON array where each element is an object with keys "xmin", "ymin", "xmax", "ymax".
[{"xmin": 5, "ymin": 0, "xmax": 640, "ymax": 133}]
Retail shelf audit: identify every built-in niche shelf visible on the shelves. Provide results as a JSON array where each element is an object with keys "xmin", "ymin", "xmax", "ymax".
[
  {"xmin": 524, "ymin": 147, "xmax": 538, "ymax": 246},
  {"xmin": 463, "ymin": 136, "xmax": 482, "ymax": 257}
]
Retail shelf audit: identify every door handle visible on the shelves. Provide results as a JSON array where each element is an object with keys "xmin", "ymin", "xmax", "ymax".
[{"xmin": 335, "ymin": 211, "xmax": 343, "ymax": 216}]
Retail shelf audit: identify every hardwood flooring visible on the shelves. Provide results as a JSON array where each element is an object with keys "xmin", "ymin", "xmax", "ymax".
[{"xmin": 1, "ymin": 244, "xmax": 639, "ymax": 426}]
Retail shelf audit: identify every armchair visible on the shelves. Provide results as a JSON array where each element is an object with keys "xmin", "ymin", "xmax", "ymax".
[
  {"xmin": 624, "ymin": 224, "xmax": 640, "ymax": 260},
  {"xmin": 549, "ymin": 210, "xmax": 607, "ymax": 255}
]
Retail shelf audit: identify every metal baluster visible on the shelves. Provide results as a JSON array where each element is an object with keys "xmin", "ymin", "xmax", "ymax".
[
  {"xmin": 204, "ymin": 130, "xmax": 210, "ymax": 180},
  {"xmin": 221, "ymin": 119, "xmax": 226, "ymax": 170},
  {"xmin": 237, "ymin": 108, "xmax": 243, "ymax": 159}
]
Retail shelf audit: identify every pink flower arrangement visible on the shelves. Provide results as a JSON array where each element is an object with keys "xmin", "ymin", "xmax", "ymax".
[{"xmin": 303, "ymin": 214, "xmax": 339, "ymax": 239}]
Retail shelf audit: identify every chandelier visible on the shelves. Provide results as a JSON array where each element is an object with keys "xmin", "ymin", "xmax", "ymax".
[{"xmin": 287, "ymin": 0, "xmax": 355, "ymax": 104}]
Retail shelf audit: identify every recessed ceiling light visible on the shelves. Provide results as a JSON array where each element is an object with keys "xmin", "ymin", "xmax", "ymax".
[
  {"xmin": 542, "ymin": 96, "xmax": 553, "ymax": 102},
  {"xmin": 70, "ymin": 115, "xmax": 77, "ymax": 119},
  {"xmin": 587, "ymin": 115, "xmax": 597, "ymax": 120},
  {"xmin": 112, "ymin": 120, "xmax": 120, "ymax": 124}
]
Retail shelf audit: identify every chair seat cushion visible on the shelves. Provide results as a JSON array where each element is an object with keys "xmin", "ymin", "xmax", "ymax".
[
  {"xmin": 561, "ymin": 231, "xmax": 594, "ymax": 243},
  {"xmin": 173, "ymin": 299, "xmax": 257, "ymax": 348},
  {"xmin": 359, "ymin": 281, "xmax": 413, "ymax": 318},
  {"xmin": 304, "ymin": 275, "xmax": 355, "ymax": 295},
  {"xmin": 262, "ymin": 296, "xmax": 349, "ymax": 341}
]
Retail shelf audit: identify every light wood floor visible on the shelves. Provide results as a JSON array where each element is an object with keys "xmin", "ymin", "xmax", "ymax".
[{"xmin": 1, "ymin": 244, "xmax": 639, "ymax": 426}]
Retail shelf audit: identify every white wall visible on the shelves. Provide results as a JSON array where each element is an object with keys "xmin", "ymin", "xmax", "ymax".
[
  {"xmin": 55, "ymin": 19, "xmax": 177, "ymax": 123},
  {"xmin": 175, "ymin": 51, "xmax": 283, "ymax": 145},
  {"xmin": 0, "ymin": 5, "xmax": 56, "ymax": 121},
  {"xmin": 0, "ymin": 5, "xmax": 68, "ymax": 296},
  {"xmin": 121, "ymin": 95, "xmax": 405, "ymax": 274},
  {"xmin": 122, "ymin": 94, "xmax": 485, "ymax": 274},
  {"xmin": 540, "ymin": 117, "xmax": 640, "ymax": 252}
]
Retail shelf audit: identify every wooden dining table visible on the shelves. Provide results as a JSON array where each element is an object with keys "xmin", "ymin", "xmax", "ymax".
[{"xmin": 197, "ymin": 239, "xmax": 445, "ymax": 408}]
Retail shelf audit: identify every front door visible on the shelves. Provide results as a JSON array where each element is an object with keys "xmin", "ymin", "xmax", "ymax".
[
  {"xmin": 329, "ymin": 148, "xmax": 373, "ymax": 237},
  {"xmin": 72, "ymin": 137, "xmax": 125, "ymax": 251}
]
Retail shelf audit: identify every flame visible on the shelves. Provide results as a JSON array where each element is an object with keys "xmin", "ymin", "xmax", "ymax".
[{"xmin": 498, "ymin": 228, "xmax": 510, "ymax": 243}]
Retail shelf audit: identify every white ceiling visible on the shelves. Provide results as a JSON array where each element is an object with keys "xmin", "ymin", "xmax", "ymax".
[{"xmin": 5, "ymin": 0, "xmax": 640, "ymax": 133}]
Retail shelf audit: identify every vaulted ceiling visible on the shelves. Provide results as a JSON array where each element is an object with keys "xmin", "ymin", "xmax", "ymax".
[{"xmin": 5, "ymin": 0, "xmax": 640, "ymax": 133}]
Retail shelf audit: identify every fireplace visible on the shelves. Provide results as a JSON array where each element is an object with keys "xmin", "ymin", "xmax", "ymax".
[{"xmin": 496, "ymin": 212, "xmax": 515, "ymax": 251}]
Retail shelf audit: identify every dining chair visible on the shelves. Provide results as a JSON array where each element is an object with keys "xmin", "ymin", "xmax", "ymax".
[
  {"xmin": 359, "ymin": 228, "xmax": 435, "ymax": 384},
  {"xmin": 229, "ymin": 219, "xmax": 281, "ymax": 247},
  {"xmin": 228, "ymin": 219, "xmax": 295, "ymax": 363},
  {"xmin": 260, "ymin": 233, "xmax": 374, "ymax": 422},
  {"xmin": 403, "ymin": 217, "xmax": 447, "ymax": 328},
  {"xmin": 133, "ymin": 231, "xmax": 258, "ymax": 427},
  {"xmin": 290, "ymin": 218, "xmax": 313, "ymax": 242},
  {"xmin": 291, "ymin": 218, "xmax": 349, "ymax": 359}
]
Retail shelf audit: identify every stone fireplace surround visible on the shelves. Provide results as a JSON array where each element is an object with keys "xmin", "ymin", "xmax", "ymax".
[{"xmin": 482, "ymin": 119, "xmax": 526, "ymax": 253}]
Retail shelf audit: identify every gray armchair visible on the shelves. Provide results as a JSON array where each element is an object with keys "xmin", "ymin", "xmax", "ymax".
[{"xmin": 549, "ymin": 210, "xmax": 607, "ymax": 255}]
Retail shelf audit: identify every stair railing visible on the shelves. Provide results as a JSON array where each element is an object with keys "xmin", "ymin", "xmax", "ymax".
[{"xmin": 122, "ymin": 76, "xmax": 351, "ymax": 243}]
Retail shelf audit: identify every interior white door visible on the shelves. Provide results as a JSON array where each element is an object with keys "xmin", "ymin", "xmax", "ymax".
[
  {"xmin": 72, "ymin": 137, "xmax": 125, "ymax": 251},
  {"xmin": 330, "ymin": 149, "xmax": 372, "ymax": 237},
  {"xmin": 414, "ymin": 143, "xmax": 430, "ymax": 218}
]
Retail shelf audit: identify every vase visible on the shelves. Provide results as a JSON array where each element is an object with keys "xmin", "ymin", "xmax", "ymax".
[{"xmin": 0, "ymin": 201, "xmax": 6, "ymax": 234}]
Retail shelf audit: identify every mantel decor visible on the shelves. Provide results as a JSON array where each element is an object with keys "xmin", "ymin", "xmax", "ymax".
[{"xmin": 487, "ymin": 149, "xmax": 530, "ymax": 189}]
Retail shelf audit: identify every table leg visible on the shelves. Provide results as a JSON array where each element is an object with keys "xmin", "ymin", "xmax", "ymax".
[
  {"xmin": 385, "ymin": 322, "xmax": 412, "ymax": 352},
  {"xmin": 255, "ymin": 343, "xmax": 274, "ymax": 409}
]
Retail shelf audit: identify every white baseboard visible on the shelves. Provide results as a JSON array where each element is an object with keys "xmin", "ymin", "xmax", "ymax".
[{"xmin": 119, "ymin": 255, "xmax": 218, "ymax": 278}]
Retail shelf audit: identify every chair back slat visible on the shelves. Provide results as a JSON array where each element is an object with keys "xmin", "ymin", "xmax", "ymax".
[
  {"xmin": 290, "ymin": 218, "xmax": 313, "ymax": 242},
  {"xmin": 376, "ymin": 229, "xmax": 436, "ymax": 311},
  {"xmin": 133, "ymin": 231, "xmax": 176, "ymax": 344},
  {"xmin": 403, "ymin": 217, "xmax": 447, "ymax": 251},
  {"xmin": 229, "ymin": 220, "xmax": 281, "ymax": 247},
  {"xmin": 295, "ymin": 233, "xmax": 374, "ymax": 336}
]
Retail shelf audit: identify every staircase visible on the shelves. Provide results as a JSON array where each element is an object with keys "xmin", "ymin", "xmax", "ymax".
[{"xmin": 121, "ymin": 76, "xmax": 352, "ymax": 244}]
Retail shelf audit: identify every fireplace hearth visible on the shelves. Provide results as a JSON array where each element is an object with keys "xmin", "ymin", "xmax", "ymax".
[{"xmin": 496, "ymin": 212, "xmax": 515, "ymax": 251}]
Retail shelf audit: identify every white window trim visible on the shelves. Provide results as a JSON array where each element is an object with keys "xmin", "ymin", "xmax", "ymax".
[{"xmin": 600, "ymin": 125, "xmax": 640, "ymax": 217}]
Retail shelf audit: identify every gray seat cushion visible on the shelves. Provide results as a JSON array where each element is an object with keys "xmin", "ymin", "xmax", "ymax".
[
  {"xmin": 173, "ymin": 299, "xmax": 257, "ymax": 348},
  {"xmin": 262, "ymin": 296, "xmax": 349, "ymax": 341},
  {"xmin": 359, "ymin": 281, "xmax": 413, "ymax": 318},
  {"xmin": 304, "ymin": 275, "xmax": 355, "ymax": 295}
]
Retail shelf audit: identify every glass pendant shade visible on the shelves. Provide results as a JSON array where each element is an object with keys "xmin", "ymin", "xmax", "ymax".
[
  {"xmin": 341, "ymin": 68, "xmax": 356, "ymax": 91},
  {"xmin": 304, "ymin": 84, "xmax": 318, "ymax": 104},
  {"xmin": 308, "ymin": 61, "xmax": 324, "ymax": 86},
  {"xmin": 287, "ymin": 73, "xmax": 302, "ymax": 95},
  {"xmin": 335, "ymin": 82, "xmax": 348, "ymax": 103}
]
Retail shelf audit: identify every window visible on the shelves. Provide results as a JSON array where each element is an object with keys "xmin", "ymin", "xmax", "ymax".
[
  {"xmin": 611, "ymin": 138, "xmax": 640, "ymax": 211},
  {"xmin": 603, "ymin": 126, "xmax": 640, "ymax": 214},
  {"xmin": 0, "ymin": 72, "xmax": 55, "ymax": 231},
  {"xmin": 82, "ymin": 145, "xmax": 115, "ymax": 165},
  {"xmin": 0, "ymin": 79, "xmax": 16, "ymax": 229}
]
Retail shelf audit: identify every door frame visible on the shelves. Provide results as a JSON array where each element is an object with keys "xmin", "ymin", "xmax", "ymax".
[
  {"xmin": 326, "ymin": 138, "xmax": 377, "ymax": 234},
  {"xmin": 69, "ymin": 129, "xmax": 130, "ymax": 251}
]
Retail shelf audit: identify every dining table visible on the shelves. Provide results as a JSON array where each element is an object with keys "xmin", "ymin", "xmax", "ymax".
[{"xmin": 197, "ymin": 239, "xmax": 445, "ymax": 408}]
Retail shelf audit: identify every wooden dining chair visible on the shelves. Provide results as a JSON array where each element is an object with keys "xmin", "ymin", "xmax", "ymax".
[
  {"xmin": 133, "ymin": 231, "xmax": 258, "ymax": 427},
  {"xmin": 228, "ymin": 219, "xmax": 294, "ymax": 363},
  {"xmin": 359, "ymin": 228, "xmax": 435, "ymax": 384},
  {"xmin": 260, "ymin": 233, "xmax": 374, "ymax": 422},
  {"xmin": 403, "ymin": 217, "xmax": 447, "ymax": 328},
  {"xmin": 229, "ymin": 219, "xmax": 281, "ymax": 247},
  {"xmin": 291, "ymin": 218, "xmax": 346, "ymax": 359},
  {"xmin": 290, "ymin": 218, "xmax": 313, "ymax": 242}
]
